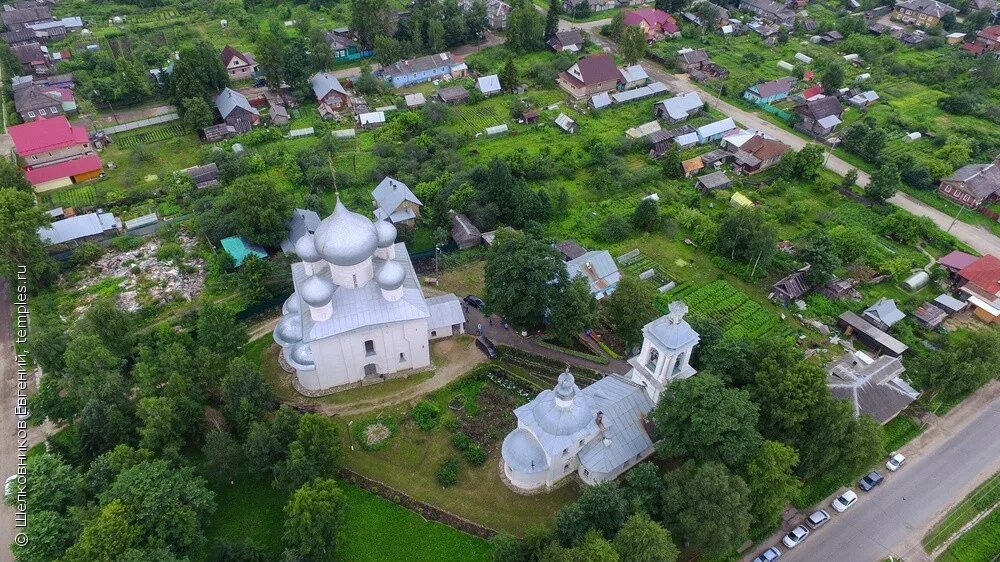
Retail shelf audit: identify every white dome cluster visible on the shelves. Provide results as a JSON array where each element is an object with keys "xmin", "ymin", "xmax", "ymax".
[{"xmin": 313, "ymin": 198, "xmax": 380, "ymax": 266}]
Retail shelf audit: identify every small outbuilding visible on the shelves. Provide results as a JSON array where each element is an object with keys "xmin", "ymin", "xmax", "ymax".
[
  {"xmin": 220, "ymin": 236, "xmax": 268, "ymax": 267},
  {"xmin": 404, "ymin": 93, "xmax": 426, "ymax": 107},
  {"xmin": 914, "ymin": 302, "xmax": 947, "ymax": 328},
  {"xmin": 437, "ymin": 86, "xmax": 469, "ymax": 104},
  {"xmin": 696, "ymin": 170, "xmax": 731, "ymax": 192},
  {"xmin": 450, "ymin": 211, "xmax": 481, "ymax": 249},
  {"xmin": 555, "ymin": 113, "xmax": 577, "ymax": 133},
  {"xmin": 477, "ymin": 74, "xmax": 502, "ymax": 96}
]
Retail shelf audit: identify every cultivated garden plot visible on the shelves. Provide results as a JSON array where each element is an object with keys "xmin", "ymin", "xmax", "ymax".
[
  {"xmin": 116, "ymin": 123, "xmax": 188, "ymax": 149},
  {"xmin": 668, "ymin": 280, "xmax": 791, "ymax": 339}
]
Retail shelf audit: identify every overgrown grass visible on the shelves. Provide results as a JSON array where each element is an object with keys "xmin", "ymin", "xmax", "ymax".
[
  {"xmin": 937, "ymin": 506, "xmax": 1000, "ymax": 562},
  {"xmin": 883, "ymin": 415, "xmax": 924, "ymax": 453},
  {"xmin": 923, "ymin": 469, "xmax": 1000, "ymax": 553}
]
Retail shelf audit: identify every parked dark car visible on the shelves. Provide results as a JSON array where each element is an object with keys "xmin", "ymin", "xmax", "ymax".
[
  {"xmin": 858, "ymin": 471, "xmax": 884, "ymax": 491},
  {"xmin": 475, "ymin": 336, "xmax": 498, "ymax": 359},
  {"xmin": 464, "ymin": 295, "xmax": 485, "ymax": 309}
]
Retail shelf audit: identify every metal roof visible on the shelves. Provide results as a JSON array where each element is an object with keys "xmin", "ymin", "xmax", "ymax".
[
  {"xmin": 310, "ymin": 72, "xmax": 346, "ymax": 101},
  {"xmin": 696, "ymin": 117, "xmax": 736, "ymax": 140},
  {"xmin": 404, "ymin": 92, "xmax": 426, "ymax": 107},
  {"xmin": 578, "ymin": 376, "xmax": 655, "ymax": 473},
  {"xmin": 838, "ymin": 311, "xmax": 909, "ymax": 356},
  {"xmin": 591, "ymin": 92, "xmax": 612, "ymax": 109},
  {"xmin": 426, "ymin": 294, "xmax": 466, "ymax": 330},
  {"xmin": 477, "ymin": 74, "xmax": 501, "ymax": 94},
  {"xmin": 656, "ymin": 91, "xmax": 703, "ymax": 121},
  {"xmin": 864, "ymin": 298, "xmax": 905, "ymax": 327},
  {"xmin": 643, "ymin": 302, "xmax": 699, "ymax": 350},
  {"xmin": 358, "ymin": 111, "xmax": 385, "ymax": 125},
  {"xmin": 372, "ymin": 177, "xmax": 421, "ymax": 217},
  {"xmin": 215, "ymin": 87, "xmax": 258, "ymax": 119},
  {"xmin": 933, "ymin": 293, "xmax": 966, "ymax": 313},
  {"xmin": 827, "ymin": 351, "xmax": 918, "ymax": 423},
  {"xmin": 38, "ymin": 212, "xmax": 116, "ymax": 244},
  {"xmin": 566, "ymin": 250, "xmax": 621, "ymax": 295},
  {"xmin": 124, "ymin": 213, "xmax": 157, "ymax": 230}
]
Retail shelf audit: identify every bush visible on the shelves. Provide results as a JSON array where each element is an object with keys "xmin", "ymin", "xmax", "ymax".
[
  {"xmin": 72, "ymin": 242, "xmax": 104, "ymax": 266},
  {"xmin": 463, "ymin": 444, "xmax": 487, "ymax": 466},
  {"xmin": 110, "ymin": 235, "xmax": 144, "ymax": 252},
  {"xmin": 436, "ymin": 456, "xmax": 460, "ymax": 487},
  {"xmin": 411, "ymin": 400, "xmax": 441, "ymax": 431},
  {"xmin": 451, "ymin": 432, "xmax": 472, "ymax": 451},
  {"xmin": 155, "ymin": 241, "xmax": 185, "ymax": 263}
]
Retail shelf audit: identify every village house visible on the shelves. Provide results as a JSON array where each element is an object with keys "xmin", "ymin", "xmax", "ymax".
[
  {"xmin": 732, "ymin": 135, "xmax": 789, "ymax": 174},
  {"xmin": 565, "ymin": 250, "xmax": 621, "ymax": 300},
  {"xmin": 450, "ymin": 211, "xmax": 481, "ymax": 249},
  {"xmin": 914, "ymin": 302, "xmax": 947, "ymax": 328},
  {"xmin": 678, "ymin": 48, "xmax": 709, "ymax": 72},
  {"xmin": 653, "ymin": 91, "xmax": 703, "ymax": 122},
  {"xmin": 863, "ymin": 298, "xmax": 906, "ymax": 331},
  {"xmin": 215, "ymin": 88, "xmax": 260, "ymax": 132},
  {"xmin": 848, "ymin": 90, "xmax": 880, "ymax": 108},
  {"xmin": 372, "ymin": 177, "xmax": 422, "ymax": 226},
  {"xmin": 381, "ymin": 52, "xmax": 466, "ymax": 88},
  {"xmin": 743, "ymin": 76, "xmax": 796, "ymax": 104},
  {"xmin": 324, "ymin": 28, "xmax": 373, "ymax": 62},
  {"xmin": 501, "ymin": 303, "xmax": 699, "ymax": 492},
  {"xmin": 1, "ymin": 5, "xmax": 52, "ymax": 31},
  {"xmin": 437, "ymin": 85, "xmax": 469, "ymax": 104},
  {"xmin": 548, "ymin": 29, "xmax": 584, "ymax": 52},
  {"xmin": 963, "ymin": 25, "xmax": 1000, "ymax": 55},
  {"xmin": 938, "ymin": 250, "xmax": 979, "ymax": 276},
  {"xmin": 624, "ymin": 8, "xmax": 679, "ymax": 41},
  {"xmin": 282, "ymin": 208, "xmax": 321, "ymax": 254},
  {"xmin": 557, "ymin": 53, "xmax": 622, "ymax": 99},
  {"xmin": 937, "ymin": 157, "xmax": 1000, "ymax": 208},
  {"xmin": 827, "ymin": 351, "xmax": 919, "ymax": 424},
  {"xmin": 696, "ymin": 117, "xmax": 737, "ymax": 144},
  {"xmin": 8, "ymin": 115, "xmax": 102, "ymax": 192},
  {"xmin": 684, "ymin": 1, "xmax": 730, "ymax": 27},
  {"xmin": 697, "ymin": 170, "xmax": 731, "ymax": 192},
  {"xmin": 220, "ymin": 45, "xmax": 258, "ymax": 80},
  {"xmin": 12, "ymin": 41, "xmax": 47, "ymax": 73},
  {"xmin": 12, "ymin": 82, "xmax": 71, "ymax": 121},
  {"xmin": 183, "ymin": 163, "xmax": 220, "ymax": 189},
  {"xmin": 37, "ymin": 210, "xmax": 118, "ymax": 246},
  {"xmin": 458, "ymin": 0, "xmax": 511, "ymax": 29},
  {"xmin": 893, "ymin": 0, "xmax": 957, "ymax": 28},
  {"xmin": 956, "ymin": 254, "xmax": 1000, "ymax": 323},
  {"xmin": 618, "ymin": 64, "xmax": 649, "ymax": 90},
  {"xmin": 739, "ymin": 0, "xmax": 796, "ymax": 26},
  {"xmin": 838, "ymin": 311, "xmax": 909, "ymax": 357},
  {"xmin": 272, "ymin": 198, "xmax": 467, "ymax": 393},
  {"xmin": 771, "ymin": 270, "xmax": 809, "ymax": 303},
  {"xmin": 310, "ymin": 72, "xmax": 351, "ymax": 117},
  {"xmin": 794, "ymin": 96, "xmax": 844, "ymax": 137},
  {"xmin": 477, "ymin": 74, "xmax": 502, "ymax": 96},
  {"xmin": 563, "ymin": 0, "xmax": 617, "ymax": 14}
]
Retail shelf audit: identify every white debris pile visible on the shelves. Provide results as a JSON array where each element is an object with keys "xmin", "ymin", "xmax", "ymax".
[{"xmin": 76, "ymin": 230, "xmax": 205, "ymax": 312}]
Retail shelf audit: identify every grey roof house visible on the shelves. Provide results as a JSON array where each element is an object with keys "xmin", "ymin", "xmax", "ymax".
[
  {"xmin": 38, "ymin": 211, "xmax": 118, "ymax": 245},
  {"xmin": 839, "ymin": 311, "xmax": 909, "ymax": 357},
  {"xmin": 863, "ymin": 298, "xmax": 905, "ymax": 331},
  {"xmin": 437, "ymin": 85, "xmax": 469, "ymax": 104},
  {"xmin": 827, "ymin": 351, "xmax": 919, "ymax": 424},
  {"xmin": 565, "ymin": 250, "xmax": 621, "ymax": 300},
  {"xmin": 183, "ymin": 163, "xmax": 220, "ymax": 189},
  {"xmin": 653, "ymin": 91, "xmax": 703, "ymax": 123},
  {"xmin": 697, "ymin": 170, "xmax": 731, "ymax": 192},
  {"xmin": 450, "ymin": 211, "xmax": 481, "ymax": 249},
  {"xmin": 215, "ymin": 87, "xmax": 260, "ymax": 132},
  {"xmin": 373, "ymin": 177, "xmax": 422, "ymax": 226},
  {"xmin": 477, "ymin": 74, "xmax": 501, "ymax": 96}
]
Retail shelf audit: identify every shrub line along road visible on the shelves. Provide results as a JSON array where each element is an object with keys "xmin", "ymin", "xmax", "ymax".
[{"xmin": 573, "ymin": 21, "xmax": 1000, "ymax": 257}]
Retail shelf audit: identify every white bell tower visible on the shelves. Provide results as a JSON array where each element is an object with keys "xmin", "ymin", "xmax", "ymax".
[{"xmin": 628, "ymin": 301, "xmax": 700, "ymax": 403}]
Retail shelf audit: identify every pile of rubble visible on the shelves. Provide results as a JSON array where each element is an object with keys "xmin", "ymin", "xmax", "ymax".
[{"xmin": 76, "ymin": 230, "xmax": 205, "ymax": 312}]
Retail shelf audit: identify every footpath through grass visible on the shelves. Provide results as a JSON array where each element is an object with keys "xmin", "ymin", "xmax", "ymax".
[{"xmin": 923, "ymin": 469, "xmax": 1000, "ymax": 553}]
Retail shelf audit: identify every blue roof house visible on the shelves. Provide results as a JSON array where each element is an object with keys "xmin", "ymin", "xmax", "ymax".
[
  {"xmin": 221, "ymin": 236, "xmax": 268, "ymax": 267},
  {"xmin": 381, "ymin": 52, "xmax": 466, "ymax": 88}
]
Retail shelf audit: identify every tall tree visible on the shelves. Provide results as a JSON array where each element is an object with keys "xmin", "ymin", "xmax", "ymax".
[
  {"xmin": 169, "ymin": 42, "xmax": 228, "ymax": 103},
  {"xmin": 571, "ymin": 531, "xmax": 620, "ymax": 561},
  {"xmin": 651, "ymin": 374, "xmax": 763, "ymax": 471},
  {"xmin": 221, "ymin": 358, "xmax": 275, "ymax": 434},
  {"xmin": 0, "ymin": 188, "xmax": 57, "ymax": 288},
  {"xmin": 865, "ymin": 163, "xmax": 900, "ymax": 204},
  {"xmin": 799, "ymin": 230, "xmax": 841, "ymax": 286},
  {"xmin": 0, "ymin": 156, "xmax": 32, "ymax": 192},
  {"xmin": 62, "ymin": 500, "xmax": 140, "ymax": 561},
  {"xmin": 500, "ymin": 58, "xmax": 518, "ymax": 91},
  {"xmin": 180, "ymin": 97, "xmax": 214, "ymax": 132},
  {"xmin": 612, "ymin": 513, "xmax": 678, "ymax": 562},
  {"xmin": 202, "ymin": 430, "xmax": 242, "ymax": 482},
  {"xmin": 545, "ymin": 0, "xmax": 561, "ymax": 38},
  {"xmin": 608, "ymin": 12, "xmax": 626, "ymax": 42},
  {"xmin": 912, "ymin": 328, "xmax": 1000, "ymax": 401},
  {"xmin": 484, "ymin": 229, "xmax": 567, "ymax": 327},
  {"xmin": 548, "ymin": 277, "xmax": 598, "ymax": 345},
  {"xmin": 12, "ymin": 509, "xmax": 78, "ymax": 562},
  {"xmin": 713, "ymin": 206, "xmax": 779, "ymax": 272},
  {"xmin": 821, "ymin": 63, "xmax": 845, "ymax": 94},
  {"xmin": 200, "ymin": 176, "xmax": 294, "ymax": 247},
  {"xmin": 554, "ymin": 482, "xmax": 631, "ymax": 545},
  {"xmin": 622, "ymin": 462, "xmax": 665, "ymax": 518},
  {"xmin": 351, "ymin": 0, "xmax": 394, "ymax": 48},
  {"xmin": 746, "ymin": 441, "xmax": 801, "ymax": 529},
  {"xmin": 283, "ymin": 479, "xmax": 347, "ymax": 560},
  {"xmin": 619, "ymin": 25, "xmax": 647, "ymax": 65},
  {"xmin": 661, "ymin": 461, "xmax": 752, "ymax": 557},
  {"xmin": 600, "ymin": 276, "xmax": 659, "ymax": 350},
  {"xmin": 196, "ymin": 302, "xmax": 248, "ymax": 359},
  {"xmin": 22, "ymin": 453, "xmax": 83, "ymax": 514},
  {"xmin": 279, "ymin": 413, "xmax": 345, "ymax": 491},
  {"xmin": 506, "ymin": 0, "xmax": 545, "ymax": 53},
  {"xmin": 631, "ymin": 198, "xmax": 660, "ymax": 232}
]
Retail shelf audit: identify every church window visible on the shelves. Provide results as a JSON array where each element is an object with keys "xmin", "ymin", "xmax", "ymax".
[
  {"xmin": 579, "ymin": 439, "xmax": 584, "ymax": 446},
  {"xmin": 364, "ymin": 340, "xmax": 375, "ymax": 356},
  {"xmin": 353, "ymin": 274, "xmax": 358, "ymax": 288},
  {"xmin": 583, "ymin": 469, "xmax": 590, "ymax": 476},
  {"xmin": 646, "ymin": 347, "xmax": 659, "ymax": 372},
  {"xmin": 563, "ymin": 448, "xmax": 569, "ymax": 456},
  {"xmin": 564, "ymin": 463, "xmax": 571, "ymax": 471},
  {"xmin": 431, "ymin": 331, "xmax": 437, "ymax": 337},
  {"xmin": 399, "ymin": 352, "xmax": 406, "ymax": 362}
]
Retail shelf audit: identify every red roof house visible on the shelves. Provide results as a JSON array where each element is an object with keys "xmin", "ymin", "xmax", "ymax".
[
  {"xmin": 8, "ymin": 115, "xmax": 89, "ymax": 157},
  {"xmin": 624, "ymin": 8, "xmax": 679, "ymax": 40},
  {"xmin": 23, "ymin": 154, "xmax": 102, "ymax": 185},
  {"xmin": 959, "ymin": 254, "xmax": 1000, "ymax": 296},
  {"xmin": 557, "ymin": 54, "xmax": 623, "ymax": 99},
  {"xmin": 802, "ymin": 84, "xmax": 824, "ymax": 100}
]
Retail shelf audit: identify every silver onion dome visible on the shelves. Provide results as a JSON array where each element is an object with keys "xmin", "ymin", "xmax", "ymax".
[
  {"xmin": 374, "ymin": 219, "xmax": 397, "ymax": 248},
  {"xmin": 300, "ymin": 275, "xmax": 333, "ymax": 307},
  {"xmin": 313, "ymin": 197, "xmax": 378, "ymax": 266},
  {"xmin": 275, "ymin": 315, "xmax": 303, "ymax": 345},
  {"xmin": 283, "ymin": 293, "xmax": 301, "ymax": 315},
  {"xmin": 290, "ymin": 343, "xmax": 314, "ymax": 367},
  {"xmin": 376, "ymin": 261, "xmax": 405, "ymax": 291},
  {"xmin": 294, "ymin": 233, "xmax": 320, "ymax": 263}
]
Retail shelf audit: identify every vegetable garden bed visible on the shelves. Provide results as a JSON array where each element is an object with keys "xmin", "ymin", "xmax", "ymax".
[
  {"xmin": 116, "ymin": 123, "xmax": 187, "ymax": 149},
  {"xmin": 664, "ymin": 280, "xmax": 791, "ymax": 340}
]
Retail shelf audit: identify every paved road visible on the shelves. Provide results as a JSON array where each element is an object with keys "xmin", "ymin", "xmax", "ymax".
[
  {"xmin": 577, "ymin": 26, "xmax": 1000, "ymax": 258},
  {"xmin": 751, "ymin": 382, "xmax": 1000, "ymax": 562}
]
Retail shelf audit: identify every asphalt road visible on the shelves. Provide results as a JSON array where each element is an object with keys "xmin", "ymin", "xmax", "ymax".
[{"xmin": 758, "ymin": 382, "xmax": 1000, "ymax": 562}]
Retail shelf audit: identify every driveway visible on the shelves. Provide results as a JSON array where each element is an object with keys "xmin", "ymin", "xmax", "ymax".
[
  {"xmin": 747, "ymin": 381, "xmax": 1000, "ymax": 562},
  {"xmin": 579, "ymin": 27, "xmax": 1000, "ymax": 258}
]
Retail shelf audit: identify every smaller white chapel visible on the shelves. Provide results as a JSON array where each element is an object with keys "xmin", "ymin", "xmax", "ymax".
[
  {"xmin": 273, "ymin": 198, "xmax": 466, "ymax": 393},
  {"xmin": 501, "ymin": 302, "xmax": 700, "ymax": 492}
]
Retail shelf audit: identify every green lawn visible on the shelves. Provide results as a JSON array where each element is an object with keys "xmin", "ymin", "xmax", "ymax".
[
  {"xmin": 937, "ymin": 506, "xmax": 1000, "ymax": 562},
  {"xmin": 924, "ymin": 469, "xmax": 1000, "ymax": 553},
  {"xmin": 202, "ymin": 476, "xmax": 493, "ymax": 561}
]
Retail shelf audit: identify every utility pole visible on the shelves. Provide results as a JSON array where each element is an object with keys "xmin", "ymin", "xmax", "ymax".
[{"xmin": 948, "ymin": 202, "xmax": 966, "ymax": 233}]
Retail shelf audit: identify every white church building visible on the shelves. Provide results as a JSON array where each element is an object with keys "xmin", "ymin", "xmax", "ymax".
[
  {"xmin": 273, "ymin": 198, "xmax": 466, "ymax": 393},
  {"xmin": 501, "ymin": 301, "xmax": 699, "ymax": 492}
]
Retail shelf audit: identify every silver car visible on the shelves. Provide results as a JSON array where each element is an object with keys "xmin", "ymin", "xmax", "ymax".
[
  {"xmin": 782, "ymin": 526, "xmax": 810, "ymax": 548},
  {"xmin": 807, "ymin": 509, "xmax": 830, "ymax": 529},
  {"xmin": 752, "ymin": 546, "xmax": 782, "ymax": 562}
]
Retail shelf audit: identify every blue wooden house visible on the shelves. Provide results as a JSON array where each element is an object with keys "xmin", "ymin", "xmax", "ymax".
[
  {"xmin": 381, "ymin": 52, "xmax": 467, "ymax": 88},
  {"xmin": 325, "ymin": 29, "xmax": 373, "ymax": 62},
  {"xmin": 743, "ymin": 77, "xmax": 797, "ymax": 104}
]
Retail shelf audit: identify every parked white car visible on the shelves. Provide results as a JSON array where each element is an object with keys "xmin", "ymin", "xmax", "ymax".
[
  {"xmin": 832, "ymin": 489, "xmax": 858, "ymax": 513},
  {"xmin": 782, "ymin": 526, "xmax": 810, "ymax": 548},
  {"xmin": 4, "ymin": 475, "xmax": 17, "ymax": 499},
  {"xmin": 886, "ymin": 452, "xmax": 906, "ymax": 472}
]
